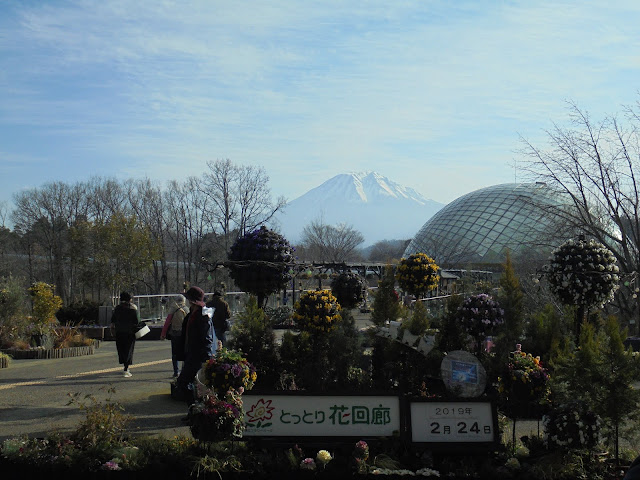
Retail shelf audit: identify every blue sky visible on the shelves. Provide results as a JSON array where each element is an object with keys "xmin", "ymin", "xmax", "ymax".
[{"xmin": 1, "ymin": 0, "xmax": 639, "ymax": 214}]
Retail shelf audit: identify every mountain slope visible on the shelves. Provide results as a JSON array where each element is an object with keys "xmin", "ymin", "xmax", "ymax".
[{"xmin": 273, "ymin": 172, "xmax": 444, "ymax": 246}]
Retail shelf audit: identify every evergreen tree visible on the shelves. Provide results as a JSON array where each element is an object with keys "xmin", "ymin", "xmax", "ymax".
[
  {"xmin": 552, "ymin": 317, "xmax": 640, "ymax": 460},
  {"xmin": 595, "ymin": 316, "xmax": 640, "ymax": 461},
  {"xmin": 227, "ymin": 296, "xmax": 280, "ymax": 389},
  {"xmin": 370, "ymin": 265, "xmax": 403, "ymax": 326},
  {"xmin": 434, "ymin": 294, "xmax": 466, "ymax": 353},
  {"xmin": 521, "ymin": 303, "xmax": 572, "ymax": 367},
  {"xmin": 493, "ymin": 251, "xmax": 524, "ymax": 364}
]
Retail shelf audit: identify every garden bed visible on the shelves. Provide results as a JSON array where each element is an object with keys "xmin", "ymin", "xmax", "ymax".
[
  {"xmin": 0, "ymin": 344, "xmax": 96, "ymax": 360},
  {"xmin": 56, "ymin": 325, "xmax": 107, "ymax": 340}
]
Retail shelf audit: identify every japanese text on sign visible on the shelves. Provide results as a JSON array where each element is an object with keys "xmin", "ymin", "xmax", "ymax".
[
  {"xmin": 410, "ymin": 401, "xmax": 495, "ymax": 443},
  {"xmin": 243, "ymin": 395, "xmax": 400, "ymax": 437}
]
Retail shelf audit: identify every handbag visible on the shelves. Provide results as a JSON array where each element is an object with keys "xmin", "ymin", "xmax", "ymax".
[{"xmin": 135, "ymin": 323, "xmax": 150, "ymax": 339}]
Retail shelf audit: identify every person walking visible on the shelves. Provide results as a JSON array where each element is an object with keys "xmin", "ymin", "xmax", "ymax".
[
  {"xmin": 160, "ymin": 294, "xmax": 189, "ymax": 377},
  {"xmin": 110, "ymin": 291, "xmax": 139, "ymax": 378},
  {"xmin": 206, "ymin": 291, "xmax": 232, "ymax": 346},
  {"xmin": 173, "ymin": 286, "xmax": 217, "ymax": 401}
]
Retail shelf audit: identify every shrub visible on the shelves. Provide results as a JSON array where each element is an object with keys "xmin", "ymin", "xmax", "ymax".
[
  {"xmin": 0, "ymin": 276, "xmax": 29, "ymax": 346},
  {"xmin": 67, "ymin": 386, "xmax": 131, "ymax": 451},
  {"xmin": 56, "ymin": 301, "xmax": 100, "ymax": 326},
  {"xmin": 29, "ymin": 282, "xmax": 62, "ymax": 336},
  {"xmin": 228, "ymin": 296, "xmax": 280, "ymax": 388},
  {"xmin": 330, "ymin": 272, "xmax": 365, "ymax": 309},
  {"xmin": 402, "ymin": 300, "xmax": 431, "ymax": 336}
]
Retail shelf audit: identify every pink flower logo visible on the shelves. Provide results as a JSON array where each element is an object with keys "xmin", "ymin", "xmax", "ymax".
[{"xmin": 246, "ymin": 398, "xmax": 275, "ymax": 428}]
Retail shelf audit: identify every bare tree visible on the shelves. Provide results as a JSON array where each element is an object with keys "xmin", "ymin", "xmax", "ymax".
[
  {"xmin": 235, "ymin": 164, "xmax": 286, "ymax": 235},
  {"xmin": 200, "ymin": 159, "xmax": 287, "ymax": 253},
  {"xmin": 165, "ymin": 177, "xmax": 212, "ymax": 286},
  {"xmin": 300, "ymin": 217, "xmax": 365, "ymax": 262},
  {"xmin": 12, "ymin": 181, "xmax": 90, "ymax": 302},
  {"xmin": 125, "ymin": 178, "xmax": 170, "ymax": 294},
  {"xmin": 520, "ymin": 99, "xmax": 640, "ymax": 330},
  {"xmin": 85, "ymin": 176, "xmax": 128, "ymax": 222},
  {"xmin": 368, "ymin": 239, "xmax": 411, "ymax": 263}
]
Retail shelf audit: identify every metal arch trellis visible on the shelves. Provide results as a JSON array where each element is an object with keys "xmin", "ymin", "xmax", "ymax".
[{"xmin": 200, "ymin": 257, "xmax": 387, "ymax": 280}]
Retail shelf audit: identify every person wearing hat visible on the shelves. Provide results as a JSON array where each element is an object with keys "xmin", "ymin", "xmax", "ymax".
[
  {"xmin": 206, "ymin": 291, "xmax": 232, "ymax": 346},
  {"xmin": 110, "ymin": 291, "xmax": 140, "ymax": 378},
  {"xmin": 173, "ymin": 286, "xmax": 217, "ymax": 399},
  {"xmin": 160, "ymin": 294, "xmax": 189, "ymax": 377}
]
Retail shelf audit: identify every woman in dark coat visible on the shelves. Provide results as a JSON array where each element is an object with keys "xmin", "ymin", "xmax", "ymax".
[
  {"xmin": 110, "ymin": 291, "xmax": 139, "ymax": 378},
  {"xmin": 173, "ymin": 286, "xmax": 217, "ymax": 399}
]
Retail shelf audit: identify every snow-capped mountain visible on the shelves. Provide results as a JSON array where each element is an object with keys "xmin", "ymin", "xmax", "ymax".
[{"xmin": 273, "ymin": 172, "xmax": 444, "ymax": 246}]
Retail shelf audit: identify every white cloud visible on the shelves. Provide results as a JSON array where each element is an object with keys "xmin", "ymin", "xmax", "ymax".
[{"xmin": 1, "ymin": 0, "xmax": 640, "ymax": 207}]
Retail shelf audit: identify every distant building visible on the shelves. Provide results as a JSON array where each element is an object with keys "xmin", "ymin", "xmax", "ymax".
[{"xmin": 404, "ymin": 183, "xmax": 575, "ymax": 267}]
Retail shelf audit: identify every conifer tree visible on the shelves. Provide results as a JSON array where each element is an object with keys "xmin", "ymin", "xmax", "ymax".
[
  {"xmin": 494, "ymin": 251, "xmax": 524, "ymax": 363},
  {"xmin": 370, "ymin": 265, "xmax": 402, "ymax": 326}
]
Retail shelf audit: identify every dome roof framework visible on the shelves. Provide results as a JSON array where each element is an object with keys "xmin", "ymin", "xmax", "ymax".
[{"xmin": 404, "ymin": 183, "xmax": 572, "ymax": 265}]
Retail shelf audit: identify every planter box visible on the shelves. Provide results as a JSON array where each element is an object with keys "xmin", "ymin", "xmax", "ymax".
[
  {"xmin": 55, "ymin": 326, "xmax": 106, "ymax": 340},
  {"xmin": 0, "ymin": 345, "xmax": 95, "ymax": 360},
  {"xmin": 78, "ymin": 326, "xmax": 106, "ymax": 340}
]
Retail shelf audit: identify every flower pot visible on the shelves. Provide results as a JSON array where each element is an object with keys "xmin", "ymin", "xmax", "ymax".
[
  {"xmin": 195, "ymin": 368, "xmax": 213, "ymax": 399},
  {"xmin": 417, "ymin": 335, "xmax": 436, "ymax": 355},
  {"xmin": 402, "ymin": 330, "xmax": 420, "ymax": 347},
  {"xmin": 389, "ymin": 321, "xmax": 402, "ymax": 339}
]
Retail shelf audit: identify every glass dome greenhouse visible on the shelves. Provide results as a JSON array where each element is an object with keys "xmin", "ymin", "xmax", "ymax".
[{"xmin": 404, "ymin": 183, "xmax": 573, "ymax": 266}]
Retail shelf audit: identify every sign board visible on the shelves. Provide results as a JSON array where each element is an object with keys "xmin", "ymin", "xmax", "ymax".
[
  {"xmin": 243, "ymin": 394, "xmax": 401, "ymax": 437},
  {"xmin": 410, "ymin": 401, "xmax": 496, "ymax": 445}
]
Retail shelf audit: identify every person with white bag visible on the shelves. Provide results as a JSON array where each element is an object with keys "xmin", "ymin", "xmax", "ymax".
[{"xmin": 110, "ymin": 291, "xmax": 140, "ymax": 378}]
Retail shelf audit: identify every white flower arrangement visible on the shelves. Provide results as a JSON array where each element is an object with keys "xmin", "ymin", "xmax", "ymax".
[
  {"xmin": 544, "ymin": 238, "xmax": 619, "ymax": 309},
  {"xmin": 543, "ymin": 401, "xmax": 602, "ymax": 449}
]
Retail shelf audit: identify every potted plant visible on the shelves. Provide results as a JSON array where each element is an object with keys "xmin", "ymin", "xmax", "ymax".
[
  {"xmin": 195, "ymin": 347, "xmax": 257, "ymax": 398},
  {"xmin": 188, "ymin": 389, "xmax": 245, "ymax": 442}
]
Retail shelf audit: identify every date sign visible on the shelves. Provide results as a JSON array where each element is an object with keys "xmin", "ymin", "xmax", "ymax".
[{"xmin": 410, "ymin": 401, "xmax": 496, "ymax": 444}]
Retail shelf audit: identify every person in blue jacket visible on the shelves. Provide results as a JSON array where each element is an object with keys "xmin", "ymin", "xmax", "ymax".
[{"xmin": 173, "ymin": 286, "xmax": 217, "ymax": 400}]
